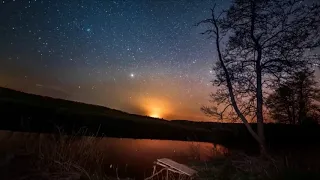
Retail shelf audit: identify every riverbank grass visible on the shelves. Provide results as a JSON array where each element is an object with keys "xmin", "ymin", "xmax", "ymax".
[{"xmin": 0, "ymin": 130, "xmax": 133, "ymax": 180}]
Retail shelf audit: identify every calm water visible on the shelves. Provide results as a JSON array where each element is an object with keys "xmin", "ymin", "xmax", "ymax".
[{"xmin": 0, "ymin": 131, "xmax": 226, "ymax": 179}]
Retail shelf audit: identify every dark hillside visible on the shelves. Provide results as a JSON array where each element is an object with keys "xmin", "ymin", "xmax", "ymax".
[{"xmin": 0, "ymin": 87, "xmax": 214, "ymax": 142}]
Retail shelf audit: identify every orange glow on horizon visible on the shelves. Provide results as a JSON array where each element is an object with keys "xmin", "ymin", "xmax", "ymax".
[
  {"xmin": 148, "ymin": 106, "xmax": 162, "ymax": 118},
  {"xmin": 149, "ymin": 113, "xmax": 160, "ymax": 118},
  {"xmin": 137, "ymin": 96, "xmax": 170, "ymax": 119}
]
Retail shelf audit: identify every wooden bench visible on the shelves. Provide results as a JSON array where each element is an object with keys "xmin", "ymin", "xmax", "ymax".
[{"xmin": 145, "ymin": 158, "xmax": 197, "ymax": 180}]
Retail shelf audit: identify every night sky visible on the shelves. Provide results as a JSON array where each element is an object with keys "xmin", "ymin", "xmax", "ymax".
[
  {"xmin": 1, "ymin": 0, "xmax": 318, "ymax": 121},
  {"xmin": 0, "ymin": 0, "xmax": 234, "ymax": 120}
]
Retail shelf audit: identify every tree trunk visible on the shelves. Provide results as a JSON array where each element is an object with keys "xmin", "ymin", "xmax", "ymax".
[
  {"xmin": 298, "ymin": 84, "xmax": 306, "ymax": 125},
  {"xmin": 256, "ymin": 56, "xmax": 266, "ymax": 154},
  {"xmin": 251, "ymin": 0, "xmax": 266, "ymax": 155},
  {"xmin": 287, "ymin": 107, "xmax": 293, "ymax": 124},
  {"xmin": 292, "ymin": 101, "xmax": 296, "ymax": 125}
]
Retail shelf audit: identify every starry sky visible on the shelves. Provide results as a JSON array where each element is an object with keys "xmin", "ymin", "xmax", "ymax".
[
  {"xmin": 1, "ymin": 0, "xmax": 318, "ymax": 121},
  {"xmin": 0, "ymin": 0, "xmax": 235, "ymax": 121}
]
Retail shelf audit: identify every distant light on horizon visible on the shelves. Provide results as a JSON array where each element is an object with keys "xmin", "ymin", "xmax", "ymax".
[
  {"xmin": 138, "ymin": 97, "xmax": 168, "ymax": 119},
  {"xmin": 148, "ymin": 106, "xmax": 162, "ymax": 119},
  {"xmin": 149, "ymin": 113, "xmax": 160, "ymax": 118}
]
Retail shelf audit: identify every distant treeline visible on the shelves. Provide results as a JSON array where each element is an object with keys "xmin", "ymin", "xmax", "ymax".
[{"xmin": 172, "ymin": 120, "xmax": 320, "ymax": 150}]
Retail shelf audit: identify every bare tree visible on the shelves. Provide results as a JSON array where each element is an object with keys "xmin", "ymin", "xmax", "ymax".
[
  {"xmin": 266, "ymin": 68, "xmax": 320, "ymax": 125},
  {"xmin": 197, "ymin": 0, "xmax": 320, "ymax": 154}
]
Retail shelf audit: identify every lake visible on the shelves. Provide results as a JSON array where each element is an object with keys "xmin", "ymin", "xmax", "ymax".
[{"xmin": 0, "ymin": 130, "xmax": 227, "ymax": 179}]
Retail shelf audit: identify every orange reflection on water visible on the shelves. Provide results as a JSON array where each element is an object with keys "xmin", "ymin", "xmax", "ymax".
[{"xmin": 98, "ymin": 138, "xmax": 227, "ymax": 163}]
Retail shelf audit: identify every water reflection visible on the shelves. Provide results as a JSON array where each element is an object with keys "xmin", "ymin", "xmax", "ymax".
[
  {"xmin": 0, "ymin": 131, "xmax": 227, "ymax": 178},
  {"xmin": 100, "ymin": 138, "xmax": 224, "ymax": 162}
]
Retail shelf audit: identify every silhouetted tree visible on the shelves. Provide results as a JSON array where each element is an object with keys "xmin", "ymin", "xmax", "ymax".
[
  {"xmin": 266, "ymin": 68, "xmax": 320, "ymax": 125},
  {"xmin": 197, "ymin": 0, "xmax": 320, "ymax": 154}
]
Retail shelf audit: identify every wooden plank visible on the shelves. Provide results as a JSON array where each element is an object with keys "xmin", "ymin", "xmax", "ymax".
[{"xmin": 156, "ymin": 158, "xmax": 197, "ymax": 176}]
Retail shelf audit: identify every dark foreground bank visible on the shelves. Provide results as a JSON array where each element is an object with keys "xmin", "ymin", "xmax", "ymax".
[{"xmin": 1, "ymin": 130, "xmax": 320, "ymax": 180}]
